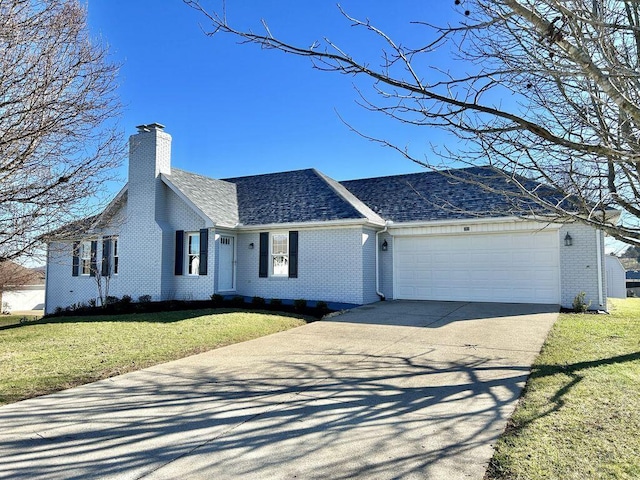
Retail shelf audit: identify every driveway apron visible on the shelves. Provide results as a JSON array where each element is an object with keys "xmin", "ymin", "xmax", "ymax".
[{"xmin": 0, "ymin": 301, "xmax": 557, "ymax": 480}]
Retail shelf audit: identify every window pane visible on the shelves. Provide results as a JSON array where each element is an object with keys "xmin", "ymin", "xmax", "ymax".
[
  {"xmin": 189, "ymin": 234, "xmax": 199, "ymax": 255},
  {"xmin": 189, "ymin": 255, "xmax": 200, "ymax": 275},
  {"xmin": 273, "ymin": 255, "xmax": 288, "ymax": 275},
  {"xmin": 272, "ymin": 234, "xmax": 288, "ymax": 255}
]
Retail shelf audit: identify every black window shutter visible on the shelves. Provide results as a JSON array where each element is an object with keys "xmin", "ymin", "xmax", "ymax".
[
  {"xmin": 90, "ymin": 241, "xmax": 98, "ymax": 277},
  {"xmin": 101, "ymin": 238, "xmax": 111, "ymax": 277},
  {"xmin": 175, "ymin": 230, "xmax": 184, "ymax": 276},
  {"xmin": 199, "ymin": 228, "xmax": 208, "ymax": 276},
  {"xmin": 259, "ymin": 232, "xmax": 268, "ymax": 278},
  {"xmin": 72, "ymin": 242, "xmax": 80, "ymax": 277},
  {"xmin": 289, "ymin": 231, "xmax": 298, "ymax": 278}
]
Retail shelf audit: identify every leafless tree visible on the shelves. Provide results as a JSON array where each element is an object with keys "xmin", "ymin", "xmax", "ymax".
[
  {"xmin": 186, "ymin": 0, "xmax": 640, "ymax": 244},
  {"xmin": 0, "ymin": 0, "xmax": 123, "ymax": 263}
]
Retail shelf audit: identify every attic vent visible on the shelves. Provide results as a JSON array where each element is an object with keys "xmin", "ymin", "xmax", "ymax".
[
  {"xmin": 464, "ymin": 226, "xmax": 470, "ymax": 231},
  {"xmin": 221, "ymin": 237, "xmax": 231, "ymax": 245}
]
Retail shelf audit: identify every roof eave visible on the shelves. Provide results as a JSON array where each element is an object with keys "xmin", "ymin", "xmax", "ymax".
[
  {"xmin": 387, "ymin": 215, "xmax": 565, "ymax": 229},
  {"xmin": 235, "ymin": 217, "xmax": 385, "ymax": 232}
]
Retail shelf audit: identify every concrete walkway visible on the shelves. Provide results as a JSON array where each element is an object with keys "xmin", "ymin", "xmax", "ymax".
[{"xmin": 0, "ymin": 301, "xmax": 558, "ymax": 480}]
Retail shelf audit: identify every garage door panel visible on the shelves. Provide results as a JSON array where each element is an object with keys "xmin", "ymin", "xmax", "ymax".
[{"xmin": 394, "ymin": 231, "xmax": 560, "ymax": 304}]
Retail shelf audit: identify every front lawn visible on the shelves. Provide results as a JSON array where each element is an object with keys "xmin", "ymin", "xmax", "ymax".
[
  {"xmin": 0, "ymin": 314, "xmax": 41, "ymax": 328},
  {"xmin": 487, "ymin": 298, "xmax": 640, "ymax": 479},
  {"xmin": 0, "ymin": 309, "xmax": 307, "ymax": 406}
]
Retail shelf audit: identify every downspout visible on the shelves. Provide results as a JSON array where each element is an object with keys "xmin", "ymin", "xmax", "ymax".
[
  {"xmin": 376, "ymin": 223, "xmax": 389, "ymax": 300},
  {"xmin": 596, "ymin": 229, "xmax": 604, "ymax": 308},
  {"xmin": 44, "ymin": 244, "xmax": 50, "ymax": 315}
]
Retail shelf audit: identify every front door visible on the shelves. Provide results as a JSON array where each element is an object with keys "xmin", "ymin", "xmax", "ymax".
[{"xmin": 218, "ymin": 235, "xmax": 235, "ymax": 291}]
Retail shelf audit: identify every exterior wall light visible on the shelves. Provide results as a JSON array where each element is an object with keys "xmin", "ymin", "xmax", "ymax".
[
  {"xmin": 249, "ymin": 242, "xmax": 254, "ymax": 249},
  {"xmin": 381, "ymin": 239, "xmax": 388, "ymax": 251},
  {"xmin": 564, "ymin": 232, "xmax": 573, "ymax": 246}
]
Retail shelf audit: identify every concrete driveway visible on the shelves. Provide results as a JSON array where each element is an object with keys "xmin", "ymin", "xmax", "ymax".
[{"xmin": 0, "ymin": 301, "xmax": 557, "ymax": 480}]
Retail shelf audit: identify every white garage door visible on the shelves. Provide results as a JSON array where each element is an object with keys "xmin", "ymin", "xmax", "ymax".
[{"xmin": 394, "ymin": 231, "xmax": 560, "ymax": 304}]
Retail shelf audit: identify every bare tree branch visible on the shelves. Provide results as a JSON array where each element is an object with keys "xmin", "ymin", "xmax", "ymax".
[
  {"xmin": 186, "ymin": 0, "xmax": 640, "ymax": 245},
  {"xmin": 0, "ymin": 0, "xmax": 124, "ymax": 262}
]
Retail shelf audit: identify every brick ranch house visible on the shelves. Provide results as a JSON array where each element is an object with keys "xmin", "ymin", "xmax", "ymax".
[{"xmin": 44, "ymin": 123, "xmax": 613, "ymax": 314}]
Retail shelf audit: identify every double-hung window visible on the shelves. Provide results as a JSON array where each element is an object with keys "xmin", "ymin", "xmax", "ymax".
[
  {"xmin": 187, "ymin": 232, "xmax": 200, "ymax": 275},
  {"xmin": 259, "ymin": 231, "xmax": 298, "ymax": 278},
  {"xmin": 101, "ymin": 236, "xmax": 119, "ymax": 277},
  {"xmin": 174, "ymin": 229, "xmax": 208, "ymax": 276},
  {"xmin": 113, "ymin": 237, "xmax": 119, "ymax": 275},
  {"xmin": 72, "ymin": 240, "xmax": 96, "ymax": 277},
  {"xmin": 271, "ymin": 234, "xmax": 288, "ymax": 276},
  {"xmin": 81, "ymin": 241, "xmax": 93, "ymax": 275}
]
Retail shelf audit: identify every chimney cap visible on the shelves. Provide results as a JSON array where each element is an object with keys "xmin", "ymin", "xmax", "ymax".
[{"xmin": 136, "ymin": 123, "xmax": 165, "ymax": 133}]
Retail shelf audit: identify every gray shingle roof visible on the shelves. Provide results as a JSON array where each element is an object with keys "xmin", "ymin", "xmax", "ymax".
[
  {"xmin": 164, "ymin": 165, "xmax": 565, "ymax": 227},
  {"xmin": 222, "ymin": 169, "xmax": 372, "ymax": 225},
  {"xmin": 165, "ymin": 169, "xmax": 239, "ymax": 227},
  {"xmin": 340, "ymin": 166, "xmax": 561, "ymax": 223}
]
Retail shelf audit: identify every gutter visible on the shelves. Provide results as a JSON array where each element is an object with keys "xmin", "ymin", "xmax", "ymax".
[
  {"xmin": 376, "ymin": 222, "xmax": 390, "ymax": 300},
  {"xmin": 235, "ymin": 218, "xmax": 385, "ymax": 231}
]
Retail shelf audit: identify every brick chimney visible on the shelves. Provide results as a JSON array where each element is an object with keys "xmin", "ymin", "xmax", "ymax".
[
  {"xmin": 121, "ymin": 123, "xmax": 172, "ymax": 300},
  {"xmin": 127, "ymin": 123, "xmax": 171, "ymax": 222}
]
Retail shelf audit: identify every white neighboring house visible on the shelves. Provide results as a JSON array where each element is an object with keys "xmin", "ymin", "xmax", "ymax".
[
  {"xmin": 605, "ymin": 255, "xmax": 626, "ymax": 299},
  {"xmin": 2, "ymin": 284, "xmax": 45, "ymax": 313},
  {"xmin": 44, "ymin": 123, "xmax": 615, "ymax": 314}
]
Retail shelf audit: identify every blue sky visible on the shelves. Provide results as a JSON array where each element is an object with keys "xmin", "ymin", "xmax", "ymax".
[{"xmin": 86, "ymin": 1, "xmax": 462, "ymax": 183}]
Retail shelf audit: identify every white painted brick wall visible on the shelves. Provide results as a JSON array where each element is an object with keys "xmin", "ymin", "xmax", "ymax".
[
  {"xmin": 45, "ymin": 126, "xmax": 215, "ymax": 312},
  {"xmin": 378, "ymin": 232, "xmax": 394, "ymax": 300},
  {"xmin": 362, "ymin": 228, "xmax": 379, "ymax": 304},
  {"xmin": 159, "ymin": 185, "xmax": 214, "ymax": 301},
  {"xmin": 116, "ymin": 126, "xmax": 172, "ymax": 301},
  {"xmin": 235, "ymin": 227, "xmax": 369, "ymax": 305},
  {"xmin": 559, "ymin": 224, "xmax": 606, "ymax": 309},
  {"xmin": 45, "ymin": 241, "xmax": 97, "ymax": 312}
]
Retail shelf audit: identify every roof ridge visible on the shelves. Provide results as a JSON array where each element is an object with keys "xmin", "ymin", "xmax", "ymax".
[
  {"xmin": 341, "ymin": 165, "xmax": 494, "ymax": 183},
  {"xmin": 171, "ymin": 168, "xmax": 236, "ymax": 186},
  {"xmin": 222, "ymin": 167, "xmax": 316, "ymax": 182},
  {"xmin": 312, "ymin": 169, "xmax": 385, "ymax": 225}
]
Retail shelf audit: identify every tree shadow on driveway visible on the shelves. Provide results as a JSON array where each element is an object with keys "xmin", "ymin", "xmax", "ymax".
[{"xmin": 0, "ymin": 348, "xmax": 533, "ymax": 479}]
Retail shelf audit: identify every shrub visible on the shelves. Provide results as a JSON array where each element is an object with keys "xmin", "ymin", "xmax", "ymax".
[
  {"xmin": 316, "ymin": 300, "xmax": 329, "ymax": 312},
  {"xmin": 251, "ymin": 296, "xmax": 266, "ymax": 308},
  {"xmin": 572, "ymin": 291, "xmax": 591, "ymax": 313},
  {"xmin": 88, "ymin": 298, "xmax": 97, "ymax": 308},
  {"xmin": 138, "ymin": 294, "xmax": 152, "ymax": 304},
  {"xmin": 210, "ymin": 294, "xmax": 224, "ymax": 307},
  {"xmin": 270, "ymin": 298, "xmax": 282, "ymax": 308},
  {"xmin": 120, "ymin": 295, "xmax": 132, "ymax": 305},
  {"xmin": 230, "ymin": 295, "xmax": 245, "ymax": 307},
  {"xmin": 294, "ymin": 299, "xmax": 307, "ymax": 311},
  {"xmin": 105, "ymin": 296, "xmax": 119, "ymax": 305}
]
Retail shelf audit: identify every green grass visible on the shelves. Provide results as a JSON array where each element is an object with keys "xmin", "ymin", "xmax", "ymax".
[
  {"xmin": 0, "ymin": 314, "xmax": 42, "ymax": 328},
  {"xmin": 0, "ymin": 309, "xmax": 307, "ymax": 406},
  {"xmin": 487, "ymin": 298, "xmax": 640, "ymax": 480}
]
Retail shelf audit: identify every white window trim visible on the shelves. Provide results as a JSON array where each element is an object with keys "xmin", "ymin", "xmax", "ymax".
[
  {"xmin": 270, "ymin": 233, "xmax": 289, "ymax": 277},
  {"xmin": 186, "ymin": 232, "xmax": 200, "ymax": 276}
]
